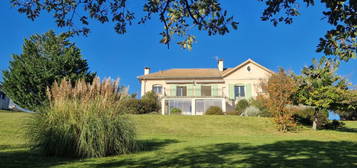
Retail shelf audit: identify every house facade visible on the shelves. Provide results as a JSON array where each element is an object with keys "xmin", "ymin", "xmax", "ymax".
[{"xmin": 138, "ymin": 59, "xmax": 273, "ymax": 115}]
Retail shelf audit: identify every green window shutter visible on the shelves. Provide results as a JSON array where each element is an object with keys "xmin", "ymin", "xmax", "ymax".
[
  {"xmin": 212, "ymin": 84, "xmax": 218, "ymax": 96},
  {"xmin": 187, "ymin": 84, "xmax": 193, "ymax": 96},
  {"xmin": 195, "ymin": 84, "xmax": 201, "ymax": 96},
  {"xmin": 229, "ymin": 84, "xmax": 234, "ymax": 99},
  {"xmin": 170, "ymin": 85, "xmax": 176, "ymax": 96},
  {"xmin": 245, "ymin": 83, "xmax": 252, "ymax": 99}
]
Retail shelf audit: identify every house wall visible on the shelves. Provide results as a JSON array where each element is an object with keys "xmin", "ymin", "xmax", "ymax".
[{"xmin": 223, "ymin": 62, "xmax": 271, "ymax": 99}]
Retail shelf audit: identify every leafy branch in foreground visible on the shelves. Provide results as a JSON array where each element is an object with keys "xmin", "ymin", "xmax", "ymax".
[
  {"xmin": 10, "ymin": 0, "xmax": 237, "ymax": 50},
  {"xmin": 10, "ymin": 0, "xmax": 356, "ymax": 61}
]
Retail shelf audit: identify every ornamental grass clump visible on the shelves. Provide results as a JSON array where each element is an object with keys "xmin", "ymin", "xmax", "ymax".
[{"xmin": 27, "ymin": 77, "xmax": 137, "ymax": 158}]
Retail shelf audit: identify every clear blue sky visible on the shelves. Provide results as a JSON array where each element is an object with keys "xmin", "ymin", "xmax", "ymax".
[{"xmin": 0, "ymin": 1, "xmax": 356, "ymax": 95}]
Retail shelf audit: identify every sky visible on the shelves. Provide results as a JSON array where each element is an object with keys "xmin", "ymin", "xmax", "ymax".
[{"xmin": 0, "ymin": 1, "xmax": 356, "ymax": 96}]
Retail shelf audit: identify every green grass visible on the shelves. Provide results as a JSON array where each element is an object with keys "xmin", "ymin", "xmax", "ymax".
[{"xmin": 0, "ymin": 110, "xmax": 356, "ymax": 168}]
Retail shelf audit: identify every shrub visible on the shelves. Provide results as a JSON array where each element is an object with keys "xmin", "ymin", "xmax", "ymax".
[
  {"xmin": 250, "ymin": 96, "xmax": 271, "ymax": 117},
  {"xmin": 120, "ymin": 98, "xmax": 145, "ymax": 114},
  {"xmin": 261, "ymin": 69, "xmax": 298, "ymax": 132},
  {"xmin": 235, "ymin": 99, "xmax": 250, "ymax": 115},
  {"xmin": 27, "ymin": 77, "xmax": 137, "ymax": 158},
  {"xmin": 324, "ymin": 120, "xmax": 345, "ymax": 130},
  {"xmin": 205, "ymin": 106, "xmax": 224, "ymax": 115},
  {"xmin": 170, "ymin": 108, "xmax": 182, "ymax": 115},
  {"xmin": 292, "ymin": 107, "xmax": 329, "ymax": 129},
  {"xmin": 241, "ymin": 106, "xmax": 261, "ymax": 116},
  {"xmin": 141, "ymin": 91, "xmax": 161, "ymax": 113}
]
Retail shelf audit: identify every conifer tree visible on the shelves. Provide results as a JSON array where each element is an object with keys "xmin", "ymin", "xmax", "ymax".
[{"xmin": 2, "ymin": 30, "xmax": 95, "ymax": 111}]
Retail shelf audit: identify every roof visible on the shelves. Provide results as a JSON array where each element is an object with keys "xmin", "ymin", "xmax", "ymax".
[
  {"xmin": 138, "ymin": 68, "xmax": 227, "ymax": 80},
  {"xmin": 138, "ymin": 59, "xmax": 273, "ymax": 80}
]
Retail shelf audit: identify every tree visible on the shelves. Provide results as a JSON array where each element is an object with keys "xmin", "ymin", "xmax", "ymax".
[
  {"xmin": 261, "ymin": 69, "xmax": 298, "ymax": 132},
  {"xmin": 2, "ymin": 30, "xmax": 95, "ymax": 111},
  {"xmin": 294, "ymin": 56, "xmax": 349, "ymax": 130},
  {"xmin": 334, "ymin": 89, "xmax": 357, "ymax": 120},
  {"xmin": 9, "ymin": 0, "xmax": 356, "ymax": 60}
]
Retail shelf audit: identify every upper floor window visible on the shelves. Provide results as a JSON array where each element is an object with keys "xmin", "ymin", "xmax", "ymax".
[
  {"xmin": 201, "ymin": 85, "xmax": 211, "ymax": 96},
  {"xmin": 234, "ymin": 86, "xmax": 245, "ymax": 98},
  {"xmin": 176, "ymin": 86, "xmax": 187, "ymax": 96},
  {"xmin": 152, "ymin": 85, "xmax": 162, "ymax": 94}
]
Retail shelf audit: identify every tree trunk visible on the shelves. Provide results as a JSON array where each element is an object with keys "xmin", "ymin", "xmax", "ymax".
[{"xmin": 312, "ymin": 110, "xmax": 318, "ymax": 130}]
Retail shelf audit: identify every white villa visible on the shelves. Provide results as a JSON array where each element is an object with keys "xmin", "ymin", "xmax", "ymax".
[{"xmin": 138, "ymin": 59, "xmax": 273, "ymax": 115}]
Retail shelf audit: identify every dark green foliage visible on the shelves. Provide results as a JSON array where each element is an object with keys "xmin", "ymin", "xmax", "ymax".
[
  {"xmin": 141, "ymin": 91, "xmax": 161, "ymax": 113},
  {"xmin": 170, "ymin": 108, "xmax": 182, "ymax": 115},
  {"xmin": 121, "ymin": 98, "xmax": 145, "ymax": 114},
  {"xmin": 235, "ymin": 99, "xmax": 250, "ymax": 115},
  {"xmin": 324, "ymin": 120, "xmax": 346, "ymax": 130},
  {"xmin": 205, "ymin": 106, "xmax": 223, "ymax": 115},
  {"xmin": 294, "ymin": 57, "xmax": 349, "ymax": 129},
  {"xmin": 121, "ymin": 91, "xmax": 160, "ymax": 114},
  {"xmin": 292, "ymin": 107, "xmax": 328, "ymax": 129},
  {"xmin": 2, "ymin": 31, "xmax": 95, "ymax": 111}
]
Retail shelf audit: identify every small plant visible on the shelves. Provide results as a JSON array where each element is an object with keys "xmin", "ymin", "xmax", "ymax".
[
  {"xmin": 205, "ymin": 106, "xmax": 224, "ymax": 115},
  {"xmin": 170, "ymin": 108, "xmax": 182, "ymax": 115},
  {"xmin": 235, "ymin": 99, "xmax": 250, "ymax": 115},
  {"xmin": 241, "ymin": 106, "xmax": 261, "ymax": 116},
  {"xmin": 27, "ymin": 77, "xmax": 137, "ymax": 158}
]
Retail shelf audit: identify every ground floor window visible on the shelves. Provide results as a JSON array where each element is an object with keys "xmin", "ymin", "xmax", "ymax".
[
  {"xmin": 195, "ymin": 99, "xmax": 222, "ymax": 115},
  {"xmin": 166, "ymin": 100, "xmax": 192, "ymax": 115},
  {"xmin": 234, "ymin": 85, "xmax": 245, "ymax": 98}
]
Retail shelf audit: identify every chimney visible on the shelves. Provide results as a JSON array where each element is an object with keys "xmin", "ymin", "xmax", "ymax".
[
  {"xmin": 144, "ymin": 67, "xmax": 150, "ymax": 75},
  {"xmin": 218, "ymin": 59, "xmax": 224, "ymax": 71}
]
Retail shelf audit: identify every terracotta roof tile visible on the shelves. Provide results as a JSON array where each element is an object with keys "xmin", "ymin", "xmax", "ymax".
[{"xmin": 138, "ymin": 68, "xmax": 231, "ymax": 79}]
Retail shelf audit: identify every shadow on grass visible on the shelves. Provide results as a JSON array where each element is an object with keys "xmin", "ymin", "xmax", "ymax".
[
  {"xmin": 336, "ymin": 127, "xmax": 357, "ymax": 133},
  {"xmin": 0, "ymin": 139, "xmax": 178, "ymax": 168},
  {"xmin": 137, "ymin": 139, "xmax": 179, "ymax": 152},
  {"xmin": 96, "ymin": 140, "xmax": 357, "ymax": 168}
]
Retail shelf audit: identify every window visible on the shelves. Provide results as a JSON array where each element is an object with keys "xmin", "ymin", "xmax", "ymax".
[
  {"xmin": 234, "ymin": 86, "xmax": 245, "ymax": 98},
  {"xmin": 152, "ymin": 85, "xmax": 162, "ymax": 94},
  {"xmin": 176, "ymin": 86, "xmax": 187, "ymax": 96},
  {"xmin": 0, "ymin": 92, "xmax": 5, "ymax": 99},
  {"xmin": 201, "ymin": 85, "xmax": 211, "ymax": 96}
]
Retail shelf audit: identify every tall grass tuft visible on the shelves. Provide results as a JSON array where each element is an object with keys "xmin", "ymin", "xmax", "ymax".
[{"xmin": 27, "ymin": 77, "xmax": 137, "ymax": 158}]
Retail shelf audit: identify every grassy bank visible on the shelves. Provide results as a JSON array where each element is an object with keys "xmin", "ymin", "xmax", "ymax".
[{"xmin": 0, "ymin": 111, "xmax": 356, "ymax": 168}]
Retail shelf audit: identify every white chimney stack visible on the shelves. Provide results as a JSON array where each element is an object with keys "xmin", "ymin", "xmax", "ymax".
[
  {"xmin": 218, "ymin": 59, "xmax": 224, "ymax": 71},
  {"xmin": 144, "ymin": 67, "xmax": 150, "ymax": 75}
]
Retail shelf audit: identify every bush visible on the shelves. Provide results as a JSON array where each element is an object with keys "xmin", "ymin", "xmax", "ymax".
[
  {"xmin": 170, "ymin": 108, "xmax": 182, "ymax": 115},
  {"xmin": 324, "ymin": 120, "xmax": 345, "ymax": 130},
  {"xmin": 235, "ymin": 99, "xmax": 250, "ymax": 115},
  {"xmin": 120, "ymin": 98, "xmax": 145, "ymax": 114},
  {"xmin": 27, "ymin": 77, "xmax": 137, "ymax": 158},
  {"xmin": 205, "ymin": 106, "xmax": 224, "ymax": 115},
  {"xmin": 292, "ymin": 107, "xmax": 328, "ymax": 129},
  {"xmin": 120, "ymin": 91, "xmax": 161, "ymax": 114},
  {"xmin": 249, "ymin": 96, "xmax": 271, "ymax": 117},
  {"xmin": 241, "ymin": 106, "xmax": 261, "ymax": 116},
  {"xmin": 141, "ymin": 91, "xmax": 161, "ymax": 113}
]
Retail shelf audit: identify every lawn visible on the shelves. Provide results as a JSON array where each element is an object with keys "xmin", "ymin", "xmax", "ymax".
[{"xmin": 0, "ymin": 110, "xmax": 356, "ymax": 168}]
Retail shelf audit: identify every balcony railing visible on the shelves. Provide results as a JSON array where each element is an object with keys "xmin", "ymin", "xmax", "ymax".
[{"xmin": 162, "ymin": 88, "xmax": 224, "ymax": 97}]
